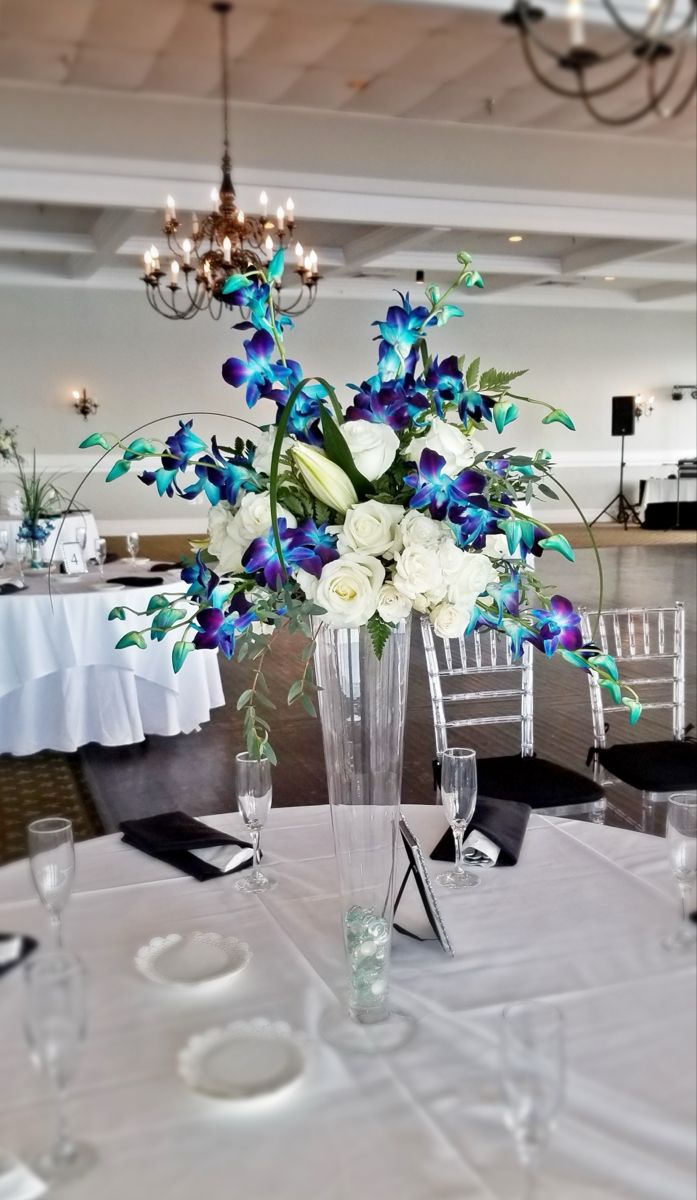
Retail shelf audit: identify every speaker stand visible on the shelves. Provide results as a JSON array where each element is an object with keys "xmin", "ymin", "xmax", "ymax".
[{"xmin": 590, "ymin": 435, "xmax": 642, "ymax": 529}]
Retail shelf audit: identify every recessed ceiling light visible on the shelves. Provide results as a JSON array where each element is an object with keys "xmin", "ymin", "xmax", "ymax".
[
  {"xmin": 604, "ymin": 275, "xmax": 616, "ymax": 281},
  {"xmin": 508, "ymin": 235, "xmax": 524, "ymax": 243}
]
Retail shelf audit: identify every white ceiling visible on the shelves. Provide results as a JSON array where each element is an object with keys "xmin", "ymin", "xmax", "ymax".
[
  {"xmin": 0, "ymin": 0, "xmax": 694, "ymax": 140},
  {"xmin": 0, "ymin": 0, "xmax": 693, "ymax": 309}
]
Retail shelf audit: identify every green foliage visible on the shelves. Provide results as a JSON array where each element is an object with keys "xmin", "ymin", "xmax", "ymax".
[
  {"xmin": 79, "ymin": 432, "xmax": 112, "ymax": 451},
  {"xmin": 479, "ymin": 367, "xmax": 527, "ymax": 392},
  {"xmin": 115, "ymin": 630, "xmax": 146, "ymax": 650},
  {"xmin": 465, "ymin": 357, "xmax": 480, "ymax": 389},
  {"xmin": 541, "ymin": 408, "xmax": 575, "ymax": 431},
  {"xmin": 108, "ymin": 606, "xmax": 126, "ymax": 621},
  {"xmin": 367, "ymin": 612, "xmax": 393, "ymax": 660},
  {"xmin": 172, "ymin": 640, "xmax": 194, "ymax": 674},
  {"xmin": 539, "ymin": 533, "xmax": 575, "ymax": 562},
  {"xmin": 492, "ymin": 400, "xmax": 519, "ymax": 433},
  {"xmin": 105, "ymin": 459, "xmax": 130, "ymax": 483},
  {"xmin": 318, "ymin": 408, "xmax": 370, "ymax": 498}
]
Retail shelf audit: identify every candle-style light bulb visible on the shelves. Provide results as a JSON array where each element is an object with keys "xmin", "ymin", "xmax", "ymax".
[
  {"xmin": 192, "ymin": 213, "xmax": 199, "ymax": 235},
  {"xmin": 222, "ymin": 236, "xmax": 231, "ymax": 264},
  {"xmin": 276, "ymin": 205, "xmax": 285, "ymax": 232},
  {"xmin": 182, "ymin": 238, "xmax": 192, "ymax": 266},
  {"xmin": 265, "ymin": 234, "xmax": 274, "ymax": 255},
  {"xmin": 144, "ymin": 251, "xmax": 152, "ymax": 273},
  {"xmin": 260, "ymin": 190, "xmax": 269, "ymax": 217},
  {"xmin": 567, "ymin": 0, "xmax": 585, "ymax": 46},
  {"xmin": 170, "ymin": 260, "xmax": 180, "ymax": 285},
  {"xmin": 166, "ymin": 194, "xmax": 176, "ymax": 219},
  {"xmin": 72, "ymin": 390, "xmax": 81, "ymax": 401},
  {"xmin": 303, "ymin": 255, "xmax": 312, "ymax": 274},
  {"xmin": 286, "ymin": 197, "xmax": 295, "ymax": 223},
  {"xmin": 295, "ymin": 241, "xmax": 304, "ymax": 263},
  {"xmin": 237, "ymin": 210, "xmax": 245, "ymax": 224},
  {"xmin": 211, "ymin": 188, "xmax": 220, "ymax": 208}
]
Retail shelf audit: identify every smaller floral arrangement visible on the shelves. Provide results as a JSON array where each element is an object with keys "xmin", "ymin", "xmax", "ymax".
[
  {"xmin": 0, "ymin": 419, "xmax": 17, "ymax": 462},
  {"xmin": 14, "ymin": 452, "xmax": 66, "ymax": 558}
]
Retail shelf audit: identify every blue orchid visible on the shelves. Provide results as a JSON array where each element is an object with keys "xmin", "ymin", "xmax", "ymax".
[
  {"xmin": 459, "ymin": 390, "xmax": 496, "ymax": 425},
  {"xmin": 242, "ymin": 519, "xmax": 315, "ymax": 589},
  {"xmin": 180, "ymin": 437, "xmax": 262, "ymax": 506},
  {"xmin": 193, "ymin": 593, "xmax": 255, "ymax": 658},
  {"xmin": 373, "ymin": 292, "xmax": 434, "ymax": 379},
  {"xmin": 345, "ymin": 376, "xmax": 428, "ymax": 431},
  {"xmin": 405, "ymin": 450, "xmax": 487, "ymax": 521},
  {"xmin": 449, "ymin": 500, "xmax": 503, "ymax": 550},
  {"xmin": 139, "ymin": 420, "xmax": 208, "ymax": 497},
  {"xmin": 296, "ymin": 519, "xmax": 339, "ymax": 578},
  {"xmin": 222, "ymin": 330, "xmax": 288, "ymax": 408},
  {"xmin": 272, "ymin": 361, "xmax": 327, "ymax": 444},
  {"xmin": 425, "ymin": 355, "xmax": 464, "ymax": 414},
  {"xmin": 498, "ymin": 516, "xmax": 548, "ymax": 560},
  {"xmin": 530, "ymin": 595, "xmax": 583, "ymax": 656}
]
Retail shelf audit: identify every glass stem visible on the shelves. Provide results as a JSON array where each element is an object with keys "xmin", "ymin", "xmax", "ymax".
[
  {"xmin": 453, "ymin": 825, "xmax": 465, "ymax": 872},
  {"xmin": 50, "ymin": 912, "xmax": 63, "ymax": 949},
  {"xmin": 252, "ymin": 828, "xmax": 261, "ymax": 875},
  {"xmin": 53, "ymin": 1086, "xmax": 74, "ymax": 1161},
  {"xmin": 679, "ymin": 883, "xmax": 690, "ymax": 923},
  {"xmin": 523, "ymin": 1162, "xmax": 537, "ymax": 1200}
]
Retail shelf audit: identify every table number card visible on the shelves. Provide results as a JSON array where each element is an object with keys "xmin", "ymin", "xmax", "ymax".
[
  {"xmin": 394, "ymin": 817, "xmax": 454, "ymax": 955},
  {"xmin": 61, "ymin": 541, "xmax": 87, "ymax": 575}
]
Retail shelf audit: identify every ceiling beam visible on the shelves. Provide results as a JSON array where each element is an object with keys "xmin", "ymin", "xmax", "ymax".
[
  {"xmin": 634, "ymin": 282, "xmax": 697, "ymax": 304},
  {"xmin": 560, "ymin": 239, "xmax": 674, "ymax": 275},
  {"xmin": 66, "ymin": 208, "xmax": 141, "ymax": 279},
  {"xmin": 0, "ymin": 228, "xmax": 93, "ymax": 255},
  {"xmin": 332, "ymin": 226, "xmax": 441, "ymax": 276}
]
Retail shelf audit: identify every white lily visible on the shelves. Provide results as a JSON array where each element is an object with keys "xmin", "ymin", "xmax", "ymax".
[{"xmin": 292, "ymin": 444, "xmax": 358, "ymax": 514}]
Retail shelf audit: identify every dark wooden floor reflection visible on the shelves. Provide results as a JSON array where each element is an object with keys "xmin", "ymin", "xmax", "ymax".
[{"xmin": 82, "ymin": 545, "xmax": 696, "ymax": 836}]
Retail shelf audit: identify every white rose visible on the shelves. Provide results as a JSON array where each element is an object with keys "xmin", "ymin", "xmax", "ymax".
[
  {"xmin": 406, "ymin": 417, "xmax": 483, "ymax": 479},
  {"xmin": 253, "ymin": 428, "xmax": 293, "ymax": 476},
  {"xmin": 235, "ymin": 490, "xmax": 295, "ymax": 545},
  {"xmin": 337, "ymin": 500, "xmax": 404, "ymax": 558},
  {"xmin": 377, "ymin": 583, "xmax": 412, "ymax": 625},
  {"xmin": 399, "ymin": 509, "xmax": 451, "ymax": 551},
  {"xmin": 393, "ymin": 544, "xmax": 446, "ymax": 607},
  {"xmin": 340, "ymin": 420, "xmax": 399, "ymax": 482},
  {"xmin": 314, "ymin": 552, "xmax": 385, "ymax": 629},
  {"xmin": 430, "ymin": 601, "xmax": 471, "ymax": 640},
  {"xmin": 439, "ymin": 542, "xmax": 498, "ymax": 605},
  {"xmin": 207, "ymin": 502, "xmax": 245, "ymax": 575}
]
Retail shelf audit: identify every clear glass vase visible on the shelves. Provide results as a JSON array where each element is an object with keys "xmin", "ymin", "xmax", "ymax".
[{"xmin": 313, "ymin": 616, "xmax": 416, "ymax": 1052}]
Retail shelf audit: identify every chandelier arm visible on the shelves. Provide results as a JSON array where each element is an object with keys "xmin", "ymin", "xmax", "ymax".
[
  {"xmin": 647, "ymin": 50, "xmax": 697, "ymax": 114},
  {"xmin": 603, "ymin": 0, "xmax": 696, "ymax": 40},
  {"xmin": 516, "ymin": 5, "xmax": 657, "ymax": 65},
  {"xmin": 578, "ymin": 52, "xmax": 688, "ymax": 121},
  {"xmin": 520, "ymin": 32, "xmax": 648, "ymax": 98}
]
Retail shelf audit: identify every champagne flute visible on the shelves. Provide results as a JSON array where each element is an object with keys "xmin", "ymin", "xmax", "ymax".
[
  {"xmin": 76, "ymin": 525, "xmax": 87, "ymax": 554},
  {"xmin": 436, "ymin": 747, "xmax": 480, "ymax": 890},
  {"xmin": 95, "ymin": 537, "xmax": 107, "ymax": 579},
  {"xmin": 234, "ymin": 752, "xmax": 276, "ymax": 893},
  {"xmin": 126, "ymin": 531, "xmax": 139, "ymax": 564},
  {"xmin": 501, "ymin": 1001, "xmax": 565, "ymax": 1200},
  {"xmin": 24, "ymin": 951, "xmax": 97, "ymax": 1183},
  {"xmin": 27, "ymin": 818, "xmax": 75, "ymax": 947},
  {"xmin": 664, "ymin": 792, "xmax": 697, "ymax": 953},
  {"xmin": 0, "ymin": 528, "xmax": 8, "ymax": 571}
]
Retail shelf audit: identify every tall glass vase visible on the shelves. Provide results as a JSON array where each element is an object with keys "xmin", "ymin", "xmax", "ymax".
[{"xmin": 313, "ymin": 616, "xmax": 416, "ymax": 1052}]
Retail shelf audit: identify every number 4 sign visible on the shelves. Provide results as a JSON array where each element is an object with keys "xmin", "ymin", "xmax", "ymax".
[{"xmin": 61, "ymin": 541, "xmax": 87, "ymax": 575}]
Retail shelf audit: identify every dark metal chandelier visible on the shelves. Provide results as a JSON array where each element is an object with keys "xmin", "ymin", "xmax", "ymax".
[
  {"xmin": 502, "ymin": 0, "xmax": 696, "ymax": 126},
  {"xmin": 141, "ymin": 2, "xmax": 320, "ymax": 321}
]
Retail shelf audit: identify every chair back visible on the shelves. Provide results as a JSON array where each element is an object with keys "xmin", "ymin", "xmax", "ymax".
[
  {"xmin": 420, "ymin": 617, "xmax": 534, "ymax": 759},
  {"xmin": 580, "ymin": 603, "xmax": 686, "ymax": 757}
]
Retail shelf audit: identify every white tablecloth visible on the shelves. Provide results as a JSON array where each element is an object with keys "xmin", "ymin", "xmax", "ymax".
[
  {"xmin": 0, "ymin": 565, "xmax": 223, "ymax": 754},
  {"xmin": 0, "ymin": 805, "xmax": 693, "ymax": 1200},
  {"xmin": 0, "ymin": 510, "xmax": 100, "ymax": 563},
  {"xmin": 639, "ymin": 477, "xmax": 697, "ymax": 521}
]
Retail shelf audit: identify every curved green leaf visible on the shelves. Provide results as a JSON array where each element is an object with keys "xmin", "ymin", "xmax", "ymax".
[
  {"xmin": 79, "ymin": 432, "xmax": 111, "ymax": 450},
  {"xmin": 108, "ymin": 606, "xmax": 126, "ymax": 621},
  {"xmin": 542, "ymin": 408, "xmax": 576, "ymax": 431},
  {"xmin": 105, "ymin": 459, "xmax": 130, "ymax": 483},
  {"xmin": 539, "ymin": 533, "xmax": 575, "ymax": 562},
  {"xmin": 172, "ymin": 640, "xmax": 194, "ymax": 673},
  {"xmin": 115, "ymin": 630, "xmax": 146, "ymax": 650}
]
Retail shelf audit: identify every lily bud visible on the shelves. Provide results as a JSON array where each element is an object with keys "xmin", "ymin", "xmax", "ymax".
[{"xmin": 292, "ymin": 444, "xmax": 357, "ymax": 514}]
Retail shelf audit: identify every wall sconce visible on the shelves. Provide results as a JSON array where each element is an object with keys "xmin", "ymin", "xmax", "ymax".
[
  {"xmin": 72, "ymin": 388, "xmax": 98, "ymax": 420},
  {"xmin": 634, "ymin": 394, "xmax": 654, "ymax": 420}
]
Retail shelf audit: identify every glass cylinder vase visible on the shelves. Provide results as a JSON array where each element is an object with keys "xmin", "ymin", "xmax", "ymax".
[{"xmin": 313, "ymin": 616, "xmax": 415, "ymax": 1052}]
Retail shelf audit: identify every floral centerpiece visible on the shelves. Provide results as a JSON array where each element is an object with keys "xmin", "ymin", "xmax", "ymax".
[
  {"xmin": 0, "ymin": 419, "xmax": 17, "ymax": 462},
  {"xmin": 80, "ymin": 248, "xmax": 639, "ymax": 753},
  {"xmin": 14, "ymin": 451, "xmax": 66, "ymax": 568}
]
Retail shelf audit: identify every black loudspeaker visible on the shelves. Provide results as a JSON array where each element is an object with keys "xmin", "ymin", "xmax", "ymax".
[{"xmin": 611, "ymin": 395, "xmax": 636, "ymax": 437}]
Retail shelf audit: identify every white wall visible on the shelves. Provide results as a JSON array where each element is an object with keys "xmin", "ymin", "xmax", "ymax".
[{"xmin": 0, "ymin": 283, "xmax": 695, "ymax": 532}]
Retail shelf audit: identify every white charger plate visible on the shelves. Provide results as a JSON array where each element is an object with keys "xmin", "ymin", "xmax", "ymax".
[
  {"xmin": 178, "ymin": 1018, "xmax": 304, "ymax": 1102},
  {"xmin": 92, "ymin": 581, "xmax": 126, "ymax": 591},
  {"xmin": 135, "ymin": 932, "xmax": 251, "ymax": 986},
  {"xmin": 121, "ymin": 557, "xmax": 150, "ymax": 566}
]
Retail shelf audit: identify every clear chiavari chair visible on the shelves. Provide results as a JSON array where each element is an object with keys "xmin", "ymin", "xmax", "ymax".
[
  {"xmin": 580, "ymin": 603, "xmax": 696, "ymax": 831},
  {"xmin": 421, "ymin": 618, "xmax": 606, "ymax": 820}
]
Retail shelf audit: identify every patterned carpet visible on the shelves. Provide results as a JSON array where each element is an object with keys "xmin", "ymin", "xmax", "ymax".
[{"xmin": 0, "ymin": 752, "xmax": 103, "ymax": 866}]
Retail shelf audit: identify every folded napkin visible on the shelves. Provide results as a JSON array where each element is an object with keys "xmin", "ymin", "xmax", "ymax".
[
  {"xmin": 430, "ymin": 796, "xmax": 531, "ymax": 867},
  {"xmin": 120, "ymin": 810, "xmax": 255, "ymax": 881},
  {"xmin": 0, "ymin": 582, "xmax": 26, "ymax": 595},
  {"xmin": 0, "ymin": 933, "xmax": 37, "ymax": 978},
  {"xmin": 109, "ymin": 575, "xmax": 164, "ymax": 587},
  {"xmin": 150, "ymin": 562, "xmax": 180, "ymax": 572}
]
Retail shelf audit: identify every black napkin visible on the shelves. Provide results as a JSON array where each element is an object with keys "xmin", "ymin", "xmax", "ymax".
[
  {"xmin": 0, "ymin": 933, "xmax": 37, "ymax": 978},
  {"xmin": 109, "ymin": 575, "xmax": 164, "ymax": 587},
  {"xmin": 120, "ymin": 810, "xmax": 255, "ymax": 881},
  {"xmin": 430, "ymin": 796, "xmax": 531, "ymax": 867},
  {"xmin": 0, "ymin": 582, "xmax": 26, "ymax": 595},
  {"xmin": 150, "ymin": 562, "xmax": 180, "ymax": 572}
]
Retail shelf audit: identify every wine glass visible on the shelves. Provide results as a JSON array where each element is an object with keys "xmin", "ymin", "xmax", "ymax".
[
  {"xmin": 95, "ymin": 537, "xmax": 107, "ymax": 579},
  {"xmin": 0, "ymin": 528, "xmax": 8, "ymax": 571},
  {"xmin": 234, "ymin": 752, "xmax": 276, "ymax": 893},
  {"xmin": 436, "ymin": 747, "xmax": 481, "ymax": 890},
  {"xmin": 126, "ymin": 531, "xmax": 139, "ymax": 564},
  {"xmin": 501, "ymin": 1001, "xmax": 565, "ymax": 1200},
  {"xmin": 76, "ymin": 525, "xmax": 87, "ymax": 555},
  {"xmin": 664, "ymin": 792, "xmax": 697, "ymax": 953},
  {"xmin": 24, "ymin": 951, "xmax": 97, "ymax": 1183},
  {"xmin": 27, "ymin": 818, "xmax": 75, "ymax": 947}
]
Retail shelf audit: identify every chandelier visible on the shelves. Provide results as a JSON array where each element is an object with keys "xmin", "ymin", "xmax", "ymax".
[
  {"xmin": 502, "ymin": 0, "xmax": 696, "ymax": 126},
  {"xmin": 141, "ymin": 2, "xmax": 320, "ymax": 321}
]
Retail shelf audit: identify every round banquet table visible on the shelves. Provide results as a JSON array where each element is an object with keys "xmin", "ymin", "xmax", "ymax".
[
  {"xmin": 0, "ymin": 563, "xmax": 223, "ymax": 754},
  {"xmin": 0, "ymin": 510, "xmax": 101, "ymax": 564},
  {"xmin": 0, "ymin": 805, "xmax": 694, "ymax": 1200}
]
